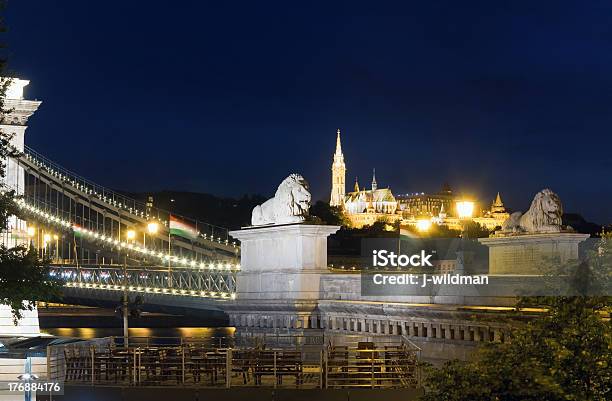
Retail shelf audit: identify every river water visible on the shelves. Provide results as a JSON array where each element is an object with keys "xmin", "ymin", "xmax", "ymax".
[{"xmin": 41, "ymin": 327, "xmax": 235, "ymax": 340}]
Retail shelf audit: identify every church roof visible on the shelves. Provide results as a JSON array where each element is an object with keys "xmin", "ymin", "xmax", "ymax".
[{"xmin": 345, "ymin": 188, "xmax": 396, "ymax": 203}]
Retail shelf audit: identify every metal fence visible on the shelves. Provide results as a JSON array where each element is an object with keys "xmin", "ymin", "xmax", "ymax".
[
  {"xmin": 51, "ymin": 264, "xmax": 237, "ymax": 299},
  {"xmin": 47, "ymin": 335, "xmax": 421, "ymax": 389}
]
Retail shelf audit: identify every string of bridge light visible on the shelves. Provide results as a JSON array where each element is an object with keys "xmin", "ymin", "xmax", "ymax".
[
  {"xmin": 23, "ymin": 152, "xmax": 237, "ymax": 248},
  {"xmin": 16, "ymin": 199, "xmax": 240, "ymax": 272},
  {"xmin": 57, "ymin": 279, "xmax": 235, "ymax": 300}
]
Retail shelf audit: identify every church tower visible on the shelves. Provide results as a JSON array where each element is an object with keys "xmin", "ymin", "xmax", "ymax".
[
  {"xmin": 330, "ymin": 129, "xmax": 346, "ymax": 207},
  {"xmin": 491, "ymin": 192, "xmax": 506, "ymax": 213},
  {"xmin": 371, "ymin": 168, "xmax": 377, "ymax": 191}
]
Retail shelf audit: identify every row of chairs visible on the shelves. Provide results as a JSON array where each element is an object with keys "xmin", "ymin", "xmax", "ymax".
[
  {"xmin": 232, "ymin": 349, "xmax": 303, "ymax": 386},
  {"xmin": 326, "ymin": 343, "xmax": 418, "ymax": 388},
  {"xmin": 63, "ymin": 344, "xmax": 416, "ymax": 388}
]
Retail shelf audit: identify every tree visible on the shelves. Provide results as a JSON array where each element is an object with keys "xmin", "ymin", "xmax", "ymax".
[
  {"xmin": 421, "ymin": 235, "xmax": 612, "ymax": 401},
  {"xmin": 0, "ymin": 2, "xmax": 62, "ymax": 322},
  {"xmin": 401, "ymin": 223, "xmax": 461, "ymax": 238},
  {"xmin": 309, "ymin": 200, "xmax": 349, "ymax": 226},
  {"xmin": 461, "ymin": 221, "xmax": 491, "ymax": 238}
]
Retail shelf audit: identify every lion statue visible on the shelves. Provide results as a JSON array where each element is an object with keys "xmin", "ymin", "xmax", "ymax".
[
  {"xmin": 251, "ymin": 173, "xmax": 312, "ymax": 226},
  {"xmin": 500, "ymin": 188, "xmax": 564, "ymax": 234}
]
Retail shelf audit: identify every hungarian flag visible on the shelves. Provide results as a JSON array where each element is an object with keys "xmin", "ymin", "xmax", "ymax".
[{"xmin": 169, "ymin": 215, "xmax": 198, "ymax": 240}]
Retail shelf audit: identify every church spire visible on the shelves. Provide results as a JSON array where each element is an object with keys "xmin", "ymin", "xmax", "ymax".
[
  {"xmin": 330, "ymin": 128, "xmax": 346, "ymax": 207},
  {"xmin": 371, "ymin": 168, "xmax": 377, "ymax": 191},
  {"xmin": 354, "ymin": 177, "xmax": 359, "ymax": 192},
  {"xmin": 494, "ymin": 192, "xmax": 503, "ymax": 207},
  {"xmin": 491, "ymin": 192, "xmax": 505, "ymax": 213}
]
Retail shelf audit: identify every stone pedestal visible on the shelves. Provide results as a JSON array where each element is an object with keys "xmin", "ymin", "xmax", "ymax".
[
  {"xmin": 226, "ymin": 224, "xmax": 339, "ymax": 333},
  {"xmin": 478, "ymin": 233, "xmax": 589, "ymax": 275},
  {"xmin": 0, "ymin": 305, "xmax": 40, "ymax": 337},
  {"xmin": 229, "ymin": 224, "xmax": 340, "ymax": 300}
]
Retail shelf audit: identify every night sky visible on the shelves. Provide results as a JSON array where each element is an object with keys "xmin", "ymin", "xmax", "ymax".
[{"xmin": 5, "ymin": 1, "xmax": 612, "ymax": 223}]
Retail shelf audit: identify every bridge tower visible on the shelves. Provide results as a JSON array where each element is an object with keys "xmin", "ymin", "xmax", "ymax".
[
  {"xmin": 0, "ymin": 79, "xmax": 41, "ymax": 336},
  {"xmin": 1, "ymin": 79, "xmax": 41, "ymax": 248}
]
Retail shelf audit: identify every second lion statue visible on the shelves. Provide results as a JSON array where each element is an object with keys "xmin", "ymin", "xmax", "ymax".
[
  {"xmin": 501, "ymin": 188, "xmax": 563, "ymax": 234},
  {"xmin": 251, "ymin": 173, "xmax": 312, "ymax": 226}
]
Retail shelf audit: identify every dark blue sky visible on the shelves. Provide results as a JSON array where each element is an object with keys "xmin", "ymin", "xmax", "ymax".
[{"xmin": 5, "ymin": 1, "xmax": 612, "ymax": 223}]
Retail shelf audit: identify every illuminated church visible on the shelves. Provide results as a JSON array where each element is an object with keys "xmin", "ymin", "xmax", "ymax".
[
  {"xmin": 330, "ymin": 130, "xmax": 400, "ymax": 228},
  {"xmin": 330, "ymin": 129, "xmax": 509, "ymax": 230}
]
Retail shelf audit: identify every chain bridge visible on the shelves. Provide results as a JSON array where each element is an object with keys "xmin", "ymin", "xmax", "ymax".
[
  {"xmin": 0, "ymin": 80, "xmax": 241, "ymax": 311},
  {"xmin": 9, "ymin": 146, "xmax": 240, "ymax": 305}
]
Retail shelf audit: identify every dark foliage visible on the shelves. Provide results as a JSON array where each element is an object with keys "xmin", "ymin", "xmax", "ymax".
[
  {"xmin": 127, "ymin": 190, "xmax": 266, "ymax": 230},
  {"xmin": 421, "ymin": 234, "xmax": 612, "ymax": 401}
]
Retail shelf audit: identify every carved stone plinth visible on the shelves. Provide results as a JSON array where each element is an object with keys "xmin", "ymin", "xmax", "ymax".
[
  {"xmin": 478, "ymin": 233, "xmax": 589, "ymax": 275},
  {"xmin": 229, "ymin": 224, "xmax": 340, "ymax": 300},
  {"xmin": 226, "ymin": 224, "xmax": 338, "ymax": 336}
]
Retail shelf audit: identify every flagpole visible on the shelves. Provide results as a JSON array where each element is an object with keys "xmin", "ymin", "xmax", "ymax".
[{"xmin": 168, "ymin": 215, "xmax": 172, "ymax": 287}]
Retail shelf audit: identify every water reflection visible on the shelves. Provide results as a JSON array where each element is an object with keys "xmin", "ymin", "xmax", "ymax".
[{"xmin": 42, "ymin": 326, "xmax": 235, "ymax": 339}]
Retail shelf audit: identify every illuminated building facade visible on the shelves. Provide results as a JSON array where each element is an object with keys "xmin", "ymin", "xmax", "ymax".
[
  {"xmin": 343, "ymin": 173, "xmax": 400, "ymax": 228},
  {"xmin": 396, "ymin": 184, "xmax": 456, "ymax": 217},
  {"xmin": 330, "ymin": 132, "xmax": 509, "ymax": 231},
  {"xmin": 402, "ymin": 192, "xmax": 510, "ymax": 232},
  {"xmin": 330, "ymin": 131, "xmax": 399, "ymax": 228}
]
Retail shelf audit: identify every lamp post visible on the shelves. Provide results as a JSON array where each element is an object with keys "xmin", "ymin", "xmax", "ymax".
[
  {"xmin": 43, "ymin": 234, "xmax": 51, "ymax": 258},
  {"xmin": 416, "ymin": 218, "xmax": 432, "ymax": 233},
  {"xmin": 53, "ymin": 235, "xmax": 59, "ymax": 262},
  {"xmin": 26, "ymin": 226, "xmax": 35, "ymax": 251},
  {"xmin": 145, "ymin": 222, "xmax": 158, "ymax": 250},
  {"xmin": 455, "ymin": 200, "xmax": 474, "ymax": 274},
  {"xmin": 123, "ymin": 229, "xmax": 136, "ymax": 348},
  {"xmin": 456, "ymin": 201, "xmax": 474, "ymax": 220}
]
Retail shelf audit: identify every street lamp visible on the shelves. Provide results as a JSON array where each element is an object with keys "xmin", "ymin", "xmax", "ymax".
[
  {"xmin": 416, "ymin": 218, "xmax": 431, "ymax": 233},
  {"xmin": 456, "ymin": 201, "xmax": 474, "ymax": 219},
  {"xmin": 147, "ymin": 222, "xmax": 159, "ymax": 234},
  {"xmin": 455, "ymin": 200, "xmax": 474, "ymax": 275},
  {"xmin": 53, "ymin": 235, "xmax": 59, "ymax": 262},
  {"xmin": 123, "ymin": 229, "xmax": 136, "ymax": 348},
  {"xmin": 26, "ymin": 226, "xmax": 35, "ymax": 251},
  {"xmin": 144, "ymin": 222, "xmax": 158, "ymax": 249},
  {"xmin": 43, "ymin": 234, "xmax": 51, "ymax": 257}
]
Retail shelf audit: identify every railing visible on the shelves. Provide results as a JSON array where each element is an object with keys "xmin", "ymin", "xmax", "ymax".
[
  {"xmin": 325, "ymin": 345, "xmax": 419, "ymax": 388},
  {"xmin": 17, "ymin": 197, "xmax": 240, "ymax": 267},
  {"xmin": 108, "ymin": 336, "xmax": 234, "ymax": 349},
  {"xmin": 51, "ymin": 264, "xmax": 237, "ymax": 299},
  {"xmin": 47, "ymin": 336, "xmax": 421, "ymax": 389},
  {"xmin": 21, "ymin": 145, "xmax": 235, "ymax": 245}
]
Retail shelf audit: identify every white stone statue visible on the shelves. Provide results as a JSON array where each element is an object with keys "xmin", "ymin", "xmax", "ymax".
[
  {"xmin": 501, "ymin": 188, "xmax": 564, "ymax": 234},
  {"xmin": 251, "ymin": 173, "xmax": 311, "ymax": 226}
]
